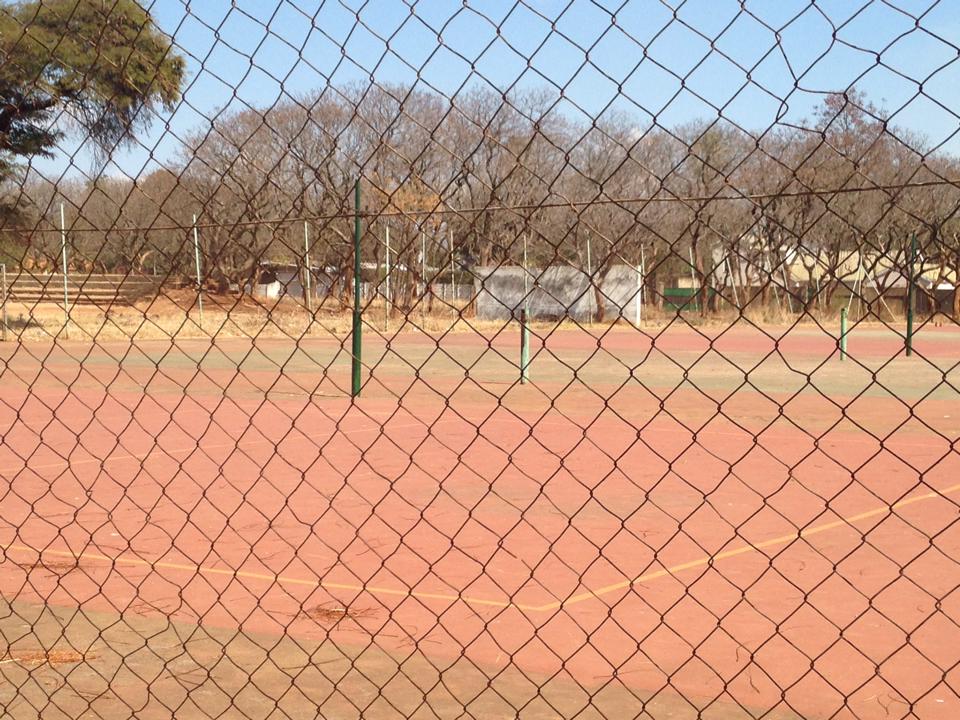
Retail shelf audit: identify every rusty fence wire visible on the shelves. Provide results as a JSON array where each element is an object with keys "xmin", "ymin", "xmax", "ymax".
[{"xmin": 1, "ymin": 1, "xmax": 960, "ymax": 718}]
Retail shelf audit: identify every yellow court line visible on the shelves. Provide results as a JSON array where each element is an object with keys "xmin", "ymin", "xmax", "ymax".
[
  {"xmin": 3, "ymin": 482, "xmax": 958, "ymax": 615},
  {"xmin": 543, "ymin": 481, "xmax": 960, "ymax": 612},
  {"xmin": 0, "ymin": 542, "xmax": 516, "ymax": 610}
]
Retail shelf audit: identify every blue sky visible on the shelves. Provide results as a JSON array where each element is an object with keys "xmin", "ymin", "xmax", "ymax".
[{"xmin": 36, "ymin": 0, "xmax": 960, "ymax": 182}]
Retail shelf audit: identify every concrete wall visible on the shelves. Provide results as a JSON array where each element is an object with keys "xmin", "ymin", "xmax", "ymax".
[
  {"xmin": 251, "ymin": 268, "xmax": 333, "ymax": 300},
  {"xmin": 474, "ymin": 265, "xmax": 642, "ymax": 321}
]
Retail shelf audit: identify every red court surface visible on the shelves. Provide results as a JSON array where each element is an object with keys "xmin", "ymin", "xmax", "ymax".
[{"xmin": 1, "ymin": 323, "xmax": 958, "ymax": 718}]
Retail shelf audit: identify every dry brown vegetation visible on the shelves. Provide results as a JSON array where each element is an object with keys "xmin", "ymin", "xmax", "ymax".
[
  {"xmin": 6, "ymin": 87, "xmax": 959, "ymax": 325},
  {"xmin": 0, "ymin": 289, "xmax": 878, "ymax": 346},
  {"xmin": 304, "ymin": 604, "xmax": 378, "ymax": 625},
  {"xmin": 2, "ymin": 649, "xmax": 93, "ymax": 667}
]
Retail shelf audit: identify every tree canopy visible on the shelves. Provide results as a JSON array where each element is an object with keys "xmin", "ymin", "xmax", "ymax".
[{"xmin": 0, "ymin": 0, "xmax": 184, "ymax": 181}]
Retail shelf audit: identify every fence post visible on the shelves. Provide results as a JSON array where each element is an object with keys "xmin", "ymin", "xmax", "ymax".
[
  {"xmin": 726, "ymin": 257, "xmax": 740, "ymax": 310},
  {"xmin": 906, "ymin": 232, "xmax": 917, "ymax": 357},
  {"xmin": 688, "ymin": 246, "xmax": 698, "ymax": 312},
  {"xmin": 520, "ymin": 308, "xmax": 530, "ymax": 384},
  {"xmin": 782, "ymin": 264, "xmax": 795, "ymax": 314},
  {"xmin": 421, "ymin": 231, "xmax": 426, "ymax": 328},
  {"xmin": 59, "ymin": 203, "xmax": 70, "ymax": 337},
  {"xmin": 523, "ymin": 234, "xmax": 529, "ymax": 300},
  {"xmin": 853, "ymin": 255, "xmax": 864, "ymax": 320},
  {"xmin": 1, "ymin": 263, "xmax": 7, "ymax": 342},
  {"xmin": 635, "ymin": 262, "xmax": 643, "ymax": 328},
  {"xmin": 351, "ymin": 179, "xmax": 362, "ymax": 398},
  {"xmin": 840, "ymin": 307, "xmax": 847, "ymax": 361},
  {"xmin": 384, "ymin": 225, "xmax": 391, "ymax": 332},
  {"xmin": 449, "ymin": 227, "xmax": 456, "ymax": 307},
  {"xmin": 192, "ymin": 215, "xmax": 204, "ymax": 329},
  {"xmin": 303, "ymin": 220, "xmax": 312, "ymax": 316}
]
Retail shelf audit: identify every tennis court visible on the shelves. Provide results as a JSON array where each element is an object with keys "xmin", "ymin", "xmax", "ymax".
[
  {"xmin": 2, "ymin": 322, "xmax": 958, "ymax": 718},
  {"xmin": 4, "ymin": 0, "xmax": 960, "ymax": 717}
]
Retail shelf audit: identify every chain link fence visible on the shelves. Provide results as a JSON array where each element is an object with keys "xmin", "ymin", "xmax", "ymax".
[{"xmin": 1, "ymin": 1, "xmax": 960, "ymax": 718}]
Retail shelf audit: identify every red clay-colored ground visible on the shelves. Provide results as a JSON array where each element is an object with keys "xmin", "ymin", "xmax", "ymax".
[{"xmin": 1, "ymin": 321, "xmax": 958, "ymax": 718}]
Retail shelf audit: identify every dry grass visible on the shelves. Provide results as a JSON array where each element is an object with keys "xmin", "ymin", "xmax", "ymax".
[
  {"xmin": 0, "ymin": 291, "xmax": 511, "ymax": 343},
  {"xmin": 0, "ymin": 288, "xmax": 917, "ymax": 345}
]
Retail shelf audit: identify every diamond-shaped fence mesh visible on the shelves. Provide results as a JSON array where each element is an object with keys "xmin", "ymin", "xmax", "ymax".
[{"xmin": 1, "ymin": 1, "xmax": 960, "ymax": 718}]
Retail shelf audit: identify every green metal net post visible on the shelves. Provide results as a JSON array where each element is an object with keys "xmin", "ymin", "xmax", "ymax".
[
  {"xmin": 352, "ymin": 179, "xmax": 363, "ymax": 397},
  {"xmin": 905, "ymin": 232, "xmax": 917, "ymax": 358}
]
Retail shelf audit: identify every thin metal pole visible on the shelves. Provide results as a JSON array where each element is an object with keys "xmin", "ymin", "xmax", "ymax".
[
  {"xmin": 635, "ymin": 262, "xmax": 642, "ymax": 328},
  {"xmin": 1, "ymin": 263, "xmax": 7, "ymax": 342},
  {"xmin": 303, "ymin": 221, "xmax": 312, "ymax": 315},
  {"xmin": 520, "ymin": 308, "xmax": 530, "ymax": 384},
  {"xmin": 766, "ymin": 253, "xmax": 781, "ymax": 311},
  {"xmin": 906, "ymin": 232, "xmax": 917, "ymax": 357},
  {"xmin": 421, "ymin": 231, "xmax": 426, "ymax": 328},
  {"xmin": 60, "ymin": 203, "xmax": 69, "ymax": 335},
  {"xmin": 192, "ymin": 215, "xmax": 204, "ymax": 328},
  {"xmin": 351, "ymin": 180, "xmax": 362, "ymax": 397},
  {"xmin": 449, "ymin": 227, "xmax": 456, "ymax": 305},
  {"xmin": 782, "ymin": 262, "xmax": 794, "ymax": 313},
  {"xmin": 637, "ymin": 245, "xmax": 646, "ymax": 328},
  {"xmin": 586, "ymin": 235, "xmax": 592, "ymax": 276},
  {"xmin": 726, "ymin": 257, "xmax": 740, "ymax": 309},
  {"xmin": 523, "ymin": 234, "xmax": 529, "ymax": 294},
  {"xmin": 843, "ymin": 255, "xmax": 863, "ymax": 321},
  {"xmin": 864, "ymin": 263, "xmax": 896, "ymax": 320},
  {"xmin": 688, "ymin": 246, "xmax": 697, "ymax": 311},
  {"xmin": 384, "ymin": 225, "xmax": 391, "ymax": 332},
  {"xmin": 855, "ymin": 255, "xmax": 864, "ymax": 319},
  {"xmin": 840, "ymin": 307, "xmax": 847, "ymax": 361}
]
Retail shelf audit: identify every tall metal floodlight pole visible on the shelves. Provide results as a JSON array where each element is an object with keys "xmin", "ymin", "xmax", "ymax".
[
  {"xmin": 636, "ymin": 245, "xmax": 645, "ymax": 328},
  {"xmin": 449, "ymin": 227, "xmax": 456, "ymax": 304},
  {"xmin": 384, "ymin": 225, "xmax": 391, "ymax": 331},
  {"xmin": 60, "ymin": 203, "xmax": 70, "ymax": 336},
  {"xmin": 1, "ymin": 263, "xmax": 8, "ymax": 342},
  {"xmin": 351, "ymin": 180, "xmax": 362, "ymax": 397},
  {"xmin": 303, "ymin": 221, "xmax": 313, "ymax": 316},
  {"xmin": 192, "ymin": 215, "xmax": 204, "ymax": 328},
  {"xmin": 421, "ymin": 231, "xmax": 426, "ymax": 328},
  {"xmin": 521, "ymin": 234, "xmax": 530, "ymax": 384}
]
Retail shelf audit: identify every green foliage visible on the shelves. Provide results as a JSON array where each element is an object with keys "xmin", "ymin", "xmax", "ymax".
[{"xmin": 0, "ymin": 0, "xmax": 185, "ymax": 169}]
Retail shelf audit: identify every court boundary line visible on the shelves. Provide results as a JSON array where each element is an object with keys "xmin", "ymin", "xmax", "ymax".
[{"xmin": 3, "ymin": 482, "xmax": 957, "ymax": 615}]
